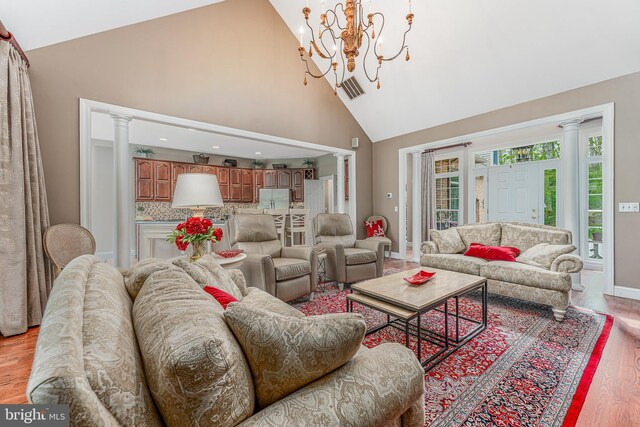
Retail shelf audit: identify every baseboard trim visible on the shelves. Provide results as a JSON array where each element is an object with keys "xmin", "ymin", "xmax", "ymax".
[
  {"xmin": 390, "ymin": 252, "xmax": 404, "ymax": 260},
  {"xmin": 613, "ymin": 286, "xmax": 640, "ymax": 301}
]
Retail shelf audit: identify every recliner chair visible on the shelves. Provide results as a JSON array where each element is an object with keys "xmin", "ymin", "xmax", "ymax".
[
  {"xmin": 228, "ymin": 214, "xmax": 318, "ymax": 302},
  {"xmin": 313, "ymin": 213, "xmax": 384, "ymax": 290}
]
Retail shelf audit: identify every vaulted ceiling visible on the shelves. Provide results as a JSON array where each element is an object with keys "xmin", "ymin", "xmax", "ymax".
[{"xmin": 4, "ymin": 0, "xmax": 640, "ymax": 143}]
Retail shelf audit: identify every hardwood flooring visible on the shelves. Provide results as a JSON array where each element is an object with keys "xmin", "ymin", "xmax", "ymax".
[{"xmin": 1, "ymin": 257, "xmax": 639, "ymax": 427}]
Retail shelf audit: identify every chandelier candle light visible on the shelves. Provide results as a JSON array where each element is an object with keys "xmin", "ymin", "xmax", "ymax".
[{"xmin": 298, "ymin": 0, "xmax": 414, "ymax": 91}]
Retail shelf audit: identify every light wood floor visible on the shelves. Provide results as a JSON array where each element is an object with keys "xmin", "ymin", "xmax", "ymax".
[{"xmin": 2, "ymin": 258, "xmax": 639, "ymax": 426}]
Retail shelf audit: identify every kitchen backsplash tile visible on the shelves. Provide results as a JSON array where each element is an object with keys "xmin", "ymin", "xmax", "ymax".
[{"xmin": 136, "ymin": 201, "xmax": 304, "ymax": 222}]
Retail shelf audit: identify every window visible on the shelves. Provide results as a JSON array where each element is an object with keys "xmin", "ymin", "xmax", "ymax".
[
  {"xmin": 543, "ymin": 169, "xmax": 557, "ymax": 227},
  {"xmin": 496, "ymin": 141, "xmax": 560, "ymax": 165},
  {"xmin": 585, "ymin": 135, "xmax": 603, "ymax": 262},
  {"xmin": 435, "ymin": 156, "xmax": 461, "ymax": 230},
  {"xmin": 474, "ymin": 175, "xmax": 486, "ymax": 223}
]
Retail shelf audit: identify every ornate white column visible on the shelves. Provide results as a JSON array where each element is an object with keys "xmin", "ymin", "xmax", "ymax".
[
  {"xmin": 110, "ymin": 113, "xmax": 133, "ymax": 268},
  {"xmin": 335, "ymin": 153, "xmax": 346, "ymax": 214},
  {"xmin": 560, "ymin": 118, "xmax": 583, "ymax": 290},
  {"xmin": 411, "ymin": 152, "xmax": 422, "ymax": 262}
]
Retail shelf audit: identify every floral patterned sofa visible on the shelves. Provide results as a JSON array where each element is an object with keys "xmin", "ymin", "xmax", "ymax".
[
  {"xmin": 421, "ymin": 222, "xmax": 583, "ymax": 321},
  {"xmin": 27, "ymin": 254, "xmax": 425, "ymax": 426}
]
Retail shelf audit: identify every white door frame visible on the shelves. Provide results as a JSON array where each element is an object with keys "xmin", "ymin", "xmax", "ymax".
[
  {"xmin": 80, "ymin": 98, "xmax": 357, "ymax": 262},
  {"xmin": 398, "ymin": 103, "xmax": 615, "ymax": 296}
]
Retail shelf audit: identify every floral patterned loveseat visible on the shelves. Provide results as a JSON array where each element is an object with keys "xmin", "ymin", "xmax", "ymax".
[{"xmin": 421, "ymin": 222, "xmax": 583, "ymax": 321}]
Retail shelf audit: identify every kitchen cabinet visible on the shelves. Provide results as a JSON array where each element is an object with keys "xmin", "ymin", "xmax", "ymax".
[
  {"xmin": 345, "ymin": 158, "xmax": 349, "ymax": 201},
  {"xmin": 134, "ymin": 158, "xmax": 314, "ymax": 205},
  {"xmin": 277, "ymin": 170, "xmax": 291, "ymax": 189},
  {"xmin": 292, "ymin": 169, "xmax": 304, "ymax": 202},
  {"xmin": 242, "ymin": 170, "xmax": 254, "ymax": 202},
  {"xmin": 264, "ymin": 170, "xmax": 278, "ymax": 189},
  {"xmin": 171, "ymin": 163, "xmax": 188, "ymax": 199},
  {"xmin": 154, "ymin": 161, "xmax": 172, "ymax": 201},
  {"xmin": 254, "ymin": 170, "xmax": 264, "ymax": 202},
  {"xmin": 135, "ymin": 159, "xmax": 154, "ymax": 201}
]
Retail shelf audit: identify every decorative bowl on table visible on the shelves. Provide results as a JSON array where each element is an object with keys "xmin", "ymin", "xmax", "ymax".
[
  {"xmin": 215, "ymin": 249, "xmax": 245, "ymax": 259},
  {"xmin": 403, "ymin": 270, "xmax": 436, "ymax": 286}
]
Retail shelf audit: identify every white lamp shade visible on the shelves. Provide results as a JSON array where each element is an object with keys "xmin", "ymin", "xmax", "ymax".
[{"xmin": 172, "ymin": 173, "xmax": 224, "ymax": 208}]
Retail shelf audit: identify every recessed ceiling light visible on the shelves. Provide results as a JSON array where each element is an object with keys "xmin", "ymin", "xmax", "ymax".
[
  {"xmin": 188, "ymin": 128, "xmax": 196, "ymax": 131},
  {"xmin": 255, "ymin": 152, "xmax": 262, "ymax": 155},
  {"xmin": 159, "ymin": 138, "xmax": 168, "ymax": 141},
  {"xmin": 212, "ymin": 146, "xmax": 220, "ymax": 149}
]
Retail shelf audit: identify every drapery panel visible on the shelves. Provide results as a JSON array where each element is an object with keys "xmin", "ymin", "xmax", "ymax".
[
  {"xmin": 0, "ymin": 41, "xmax": 52, "ymax": 336},
  {"xmin": 420, "ymin": 152, "xmax": 435, "ymax": 242}
]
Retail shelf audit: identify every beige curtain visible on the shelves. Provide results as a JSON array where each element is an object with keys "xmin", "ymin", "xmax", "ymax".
[
  {"xmin": 0, "ymin": 41, "xmax": 52, "ymax": 337},
  {"xmin": 421, "ymin": 152, "xmax": 436, "ymax": 241}
]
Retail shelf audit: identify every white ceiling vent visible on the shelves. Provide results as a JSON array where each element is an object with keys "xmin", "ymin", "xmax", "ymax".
[{"xmin": 341, "ymin": 77, "xmax": 365, "ymax": 100}]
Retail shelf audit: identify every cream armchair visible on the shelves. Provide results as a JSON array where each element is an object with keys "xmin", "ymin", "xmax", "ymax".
[
  {"xmin": 228, "ymin": 214, "xmax": 317, "ymax": 302},
  {"xmin": 313, "ymin": 213, "xmax": 384, "ymax": 290}
]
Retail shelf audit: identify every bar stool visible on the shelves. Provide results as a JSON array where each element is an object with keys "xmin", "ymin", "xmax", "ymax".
[
  {"xmin": 265, "ymin": 208, "xmax": 287, "ymax": 246},
  {"xmin": 286, "ymin": 208, "xmax": 309, "ymax": 246}
]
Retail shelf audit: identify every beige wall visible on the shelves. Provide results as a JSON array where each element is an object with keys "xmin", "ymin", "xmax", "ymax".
[
  {"xmin": 373, "ymin": 70, "xmax": 640, "ymax": 289},
  {"xmin": 26, "ymin": 0, "xmax": 373, "ymax": 237}
]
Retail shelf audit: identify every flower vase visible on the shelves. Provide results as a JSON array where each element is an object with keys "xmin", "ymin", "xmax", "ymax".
[{"xmin": 189, "ymin": 242, "xmax": 205, "ymax": 263}]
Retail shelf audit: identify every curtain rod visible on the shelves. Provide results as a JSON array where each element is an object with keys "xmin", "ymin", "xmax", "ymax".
[
  {"xmin": 422, "ymin": 141, "xmax": 472, "ymax": 154},
  {"xmin": 0, "ymin": 19, "xmax": 30, "ymax": 67}
]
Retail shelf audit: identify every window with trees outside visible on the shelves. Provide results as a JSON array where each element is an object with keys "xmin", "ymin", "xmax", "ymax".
[
  {"xmin": 586, "ymin": 136, "xmax": 603, "ymax": 262},
  {"xmin": 435, "ymin": 157, "xmax": 461, "ymax": 230}
]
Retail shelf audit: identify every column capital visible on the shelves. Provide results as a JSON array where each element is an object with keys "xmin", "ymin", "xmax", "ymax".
[
  {"xmin": 109, "ymin": 112, "xmax": 133, "ymax": 123},
  {"xmin": 411, "ymin": 151, "xmax": 422, "ymax": 159},
  {"xmin": 333, "ymin": 152, "xmax": 346, "ymax": 158},
  {"xmin": 558, "ymin": 118, "xmax": 583, "ymax": 128}
]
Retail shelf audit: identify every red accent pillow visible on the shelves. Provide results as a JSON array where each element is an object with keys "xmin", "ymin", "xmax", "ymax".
[
  {"xmin": 464, "ymin": 243, "xmax": 521, "ymax": 262},
  {"xmin": 365, "ymin": 219, "xmax": 385, "ymax": 237},
  {"xmin": 203, "ymin": 286, "xmax": 239, "ymax": 309}
]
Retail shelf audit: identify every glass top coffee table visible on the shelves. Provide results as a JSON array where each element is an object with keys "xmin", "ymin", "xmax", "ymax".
[{"xmin": 347, "ymin": 267, "xmax": 488, "ymax": 371}]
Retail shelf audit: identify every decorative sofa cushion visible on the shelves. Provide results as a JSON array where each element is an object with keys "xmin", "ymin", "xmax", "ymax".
[
  {"xmin": 123, "ymin": 258, "xmax": 174, "ymax": 300},
  {"xmin": 344, "ymin": 248, "xmax": 378, "ymax": 265},
  {"xmin": 204, "ymin": 286, "xmax": 239, "ymax": 309},
  {"xmin": 517, "ymin": 243, "xmax": 576, "ymax": 269},
  {"xmin": 272, "ymin": 258, "xmax": 312, "ymax": 281},
  {"xmin": 224, "ymin": 303, "xmax": 366, "ymax": 409},
  {"xmin": 430, "ymin": 228, "xmax": 465, "ymax": 254},
  {"xmin": 464, "ymin": 243, "xmax": 520, "ymax": 262},
  {"xmin": 133, "ymin": 268, "xmax": 254, "ymax": 427},
  {"xmin": 501, "ymin": 223, "xmax": 571, "ymax": 252},
  {"xmin": 168, "ymin": 255, "xmax": 244, "ymax": 299},
  {"xmin": 421, "ymin": 253, "xmax": 488, "ymax": 276},
  {"xmin": 240, "ymin": 287, "xmax": 305, "ymax": 318},
  {"xmin": 479, "ymin": 261, "xmax": 572, "ymax": 292},
  {"xmin": 365, "ymin": 219, "xmax": 385, "ymax": 237},
  {"xmin": 456, "ymin": 223, "xmax": 502, "ymax": 249}
]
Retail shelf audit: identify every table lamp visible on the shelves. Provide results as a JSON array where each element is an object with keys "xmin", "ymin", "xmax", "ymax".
[{"xmin": 172, "ymin": 173, "xmax": 224, "ymax": 218}]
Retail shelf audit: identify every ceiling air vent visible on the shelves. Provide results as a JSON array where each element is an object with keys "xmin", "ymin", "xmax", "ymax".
[{"xmin": 341, "ymin": 76, "xmax": 365, "ymax": 100}]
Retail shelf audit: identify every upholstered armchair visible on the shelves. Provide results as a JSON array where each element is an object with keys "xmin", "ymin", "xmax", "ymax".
[
  {"xmin": 313, "ymin": 213, "xmax": 384, "ymax": 290},
  {"xmin": 228, "ymin": 214, "xmax": 318, "ymax": 302}
]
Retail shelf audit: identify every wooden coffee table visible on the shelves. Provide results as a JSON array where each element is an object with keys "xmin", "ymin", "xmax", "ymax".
[{"xmin": 347, "ymin": 267, "xmax": 487, "ymax": 371}]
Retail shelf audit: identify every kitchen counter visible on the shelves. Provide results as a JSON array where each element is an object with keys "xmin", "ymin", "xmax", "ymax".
[{"xmin": 136, "ymin": 220, "xmax": 230, "ymax": 261}]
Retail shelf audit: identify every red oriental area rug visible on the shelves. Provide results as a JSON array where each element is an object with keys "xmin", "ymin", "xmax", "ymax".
[{"xmin": 292, "ymin": 272, "xmax": 612, "ymax": 427}]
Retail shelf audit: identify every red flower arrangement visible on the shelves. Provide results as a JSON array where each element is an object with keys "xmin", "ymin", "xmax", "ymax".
[{"xmin": 167, "ymin": 217, "xmax": 223, "ymax": 261}]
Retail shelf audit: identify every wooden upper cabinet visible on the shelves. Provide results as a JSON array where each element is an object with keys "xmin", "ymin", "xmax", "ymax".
[
  {"xmin": 277, "ymin": 170, "xmax": 291, "ymax": 189},
  {"xmin": 135, "ymin": 159, "xmax": 154, "ymax": 201},
  {"xmin": 171, "ymin": 163, "xmax": 188, "ymax": 199},
  {"xmin": 230, "ymin": 168, "xmax": 242, "ymax": 185},
  {"xmin": 203, "ymin": 166, "xmax": 217, "ymax": 175},
  {"xmin": 189, "ymin": 165, "xmax": 206, "ymax": 173},
  {"xmin": 345, "ymin": 158, "xmax": 350, "ymax": 201},
  {"xmin": 217, "ymin": 167, "xmax": 230, "ymax": 185},
  {"xmin": 292, "ymin": 169, "xmax": 304, "ymax": 202},
  {"xmin": 241, "ymin": 170, "xmax": 254, "ymax": 202},
  {"xmin": 264, "ymin": 170, "xmax": 278, "ymax": 189},
  {"xmin": 154, "ymin": 161, "xmax": 172, "ymax": 201},
  {"xmin": 254, "ymin": 170, "xmax": 264, "ymax": 202},
  {"xmin": 228, "ymin": 168, "xmax": 242, "ymax": 202}
]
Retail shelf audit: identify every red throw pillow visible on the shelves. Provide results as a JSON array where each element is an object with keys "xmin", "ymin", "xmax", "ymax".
[
  {"xmin": 365, "ymin": 219, "xmax": 385, "ymax": 237},
  {"xmin": 203, "ymin": 286, "xmax": 239, "ymax": 309},
  {"xmin": 464, "ymin": 243, "xmax": 520, "ymax": 262}
]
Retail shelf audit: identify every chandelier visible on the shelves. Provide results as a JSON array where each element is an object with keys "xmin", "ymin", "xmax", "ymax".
[{"xmin": 298, "ymin": 0, "xmax": 414, "ymax": 92}]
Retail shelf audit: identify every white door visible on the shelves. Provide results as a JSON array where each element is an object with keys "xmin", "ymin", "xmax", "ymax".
[
  {"xmin": 488, "ymin": 163, "xmax": 540, "ymax": 223},
  {"xmin": 304, "ymin": 179, "xmax": 324, "ymax": 244}
]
